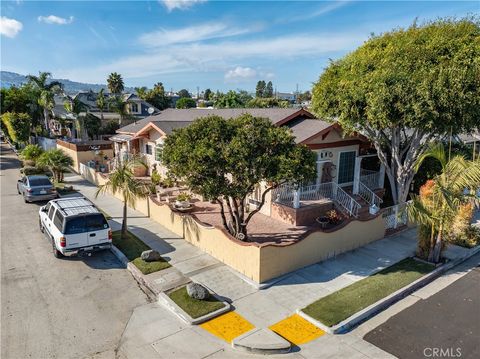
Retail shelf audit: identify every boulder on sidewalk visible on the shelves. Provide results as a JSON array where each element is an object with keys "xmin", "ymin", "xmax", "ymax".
[
  {"xmin": 141, "ymin": 249, "xmax": 162, "ymax": 262},
  {"xmin": 186, "ymin": 283, "xmax": 209, "ymax": 300}
]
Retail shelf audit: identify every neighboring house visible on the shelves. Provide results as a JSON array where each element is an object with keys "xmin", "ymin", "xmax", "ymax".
[
  {"xmin": 111, "ymin": 108, "xmax": 386, "ymax": 224},
  {"xmin": 454, "ymin": 131, "xmax": 480, "ymax": 158},
  {"xmin": 50, "ymin": 95, "xmax": 76, "ymax": 138},
  {"xmin": 275, "ymin": 92, "xmax": 296, "ymax": 102}
]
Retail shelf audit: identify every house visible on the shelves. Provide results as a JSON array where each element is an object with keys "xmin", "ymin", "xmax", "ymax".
[
  {"xmin": 454, "ymin": 131, "xmax": 480, "ymax": 159},
  {"xmin": 111, "ymin": 108, "xmax": 386, "ymax": 224}
]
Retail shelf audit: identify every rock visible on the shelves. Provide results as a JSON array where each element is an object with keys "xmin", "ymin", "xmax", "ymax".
[
  {"xmin": 141, "ymin": 250, "xmax": 162, "ymax": 262},
  {"xmin": 186, "ymin": 283, "xmax": 209, "ymax": 300}
]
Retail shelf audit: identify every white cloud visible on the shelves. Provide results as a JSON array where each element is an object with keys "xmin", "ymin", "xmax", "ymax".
[
  {"xmin": 38, "ymin": 15, "xmax": 74, "ymax": 25},
  {"xmin": 225, "ymin": 67, "xmax": 257, "ymax": 81},
  {"xmin": 160, "ymin": 0, "xmax": 206, "ymax": 12},
  {"xmin": 56, "ymin": 31, "xmax": 365, "ymax": 83},
  {"xmin": 139, "ymin": 22, "xmax": 249, "ymax": 47},
  {"xmin": 277, "ymin": 1, "xmax": 350, "ymax": 24},
  {"xmin": 0, "ymin": 16, "xmax": 23, "ymax": 38}
]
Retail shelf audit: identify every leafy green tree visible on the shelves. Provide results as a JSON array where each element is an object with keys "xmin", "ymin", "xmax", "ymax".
[
  {"xmin": 176, "ymin": 97, "xmax": 196, "ymax": 109},
  {"xmin": 107, "ymin": 72, "xmax": 124, "ymax": 94},
  {"xmin": 64, "ymin": 97, "xmax": 89, "ymax": 139},
  {"xmin": 95, "ymin": 157, "xmax": 148, "ymax": 238},
  {"xmin": 247, "ymin": 97, "xmax": 289, "ymax": 108},
  {"xmin": 407, "ymin": 144, "xmax": 480, "ymax": 263},
  {"xmin": 255, "ymin": 80, "xmax": 266, "ymax": 98},
  {"xmin": 20, "ymin": 144, "xmax": 44, "ymax": 165},
  {"xmin": 204, "ymin": 88, "xmax": 212, "ymax": 101},
  {"xmin": 96, "ymin": 88, "xmax": 107, "ymax": 121},
  {"xmin": 162, "ymin": 115, "xmax": 316, "ymax": 240},
  {"xmin": 134, "ymin": 86, "xmax": 148, "ymax": 99},
  {"xmin": 1, "ymin": 112, "xmax": 31, "ymax": 144},
  {"xmin": 214, "ymin": 90, "xmax": 251, "ymax": 108},
  {"xmin": 37, "ymin": 149, "xmax": 74, "ymax": 182},
  {"xmin": 265, "ymin": 81, "xmax": 274, "ymax": 97},
  {"xmin": 178, "ymin": 89, "xmax": 191, "ymax": 98},
  {"xmin": 109, "ymin": 95, "xmax": 132, "ymax": 125},
  {"xmin": 84, "ymin": 113, "xmax": 102, "ymax": 139},
  {"xmin": 312, "ymin": 18, "xmax": 480, "ymax": 204},
  {"xmin": 26, "ymin": 72, "xmax": 63, "ymax": 134},
  {"xmin": 100, "ymin": 120, "xmax": 120, "ymax": 135}
]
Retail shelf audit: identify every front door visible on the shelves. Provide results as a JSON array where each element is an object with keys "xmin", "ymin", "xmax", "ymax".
[{"xmin": 337, "ymin": 151, "xmax": 356, "ymax": 185}]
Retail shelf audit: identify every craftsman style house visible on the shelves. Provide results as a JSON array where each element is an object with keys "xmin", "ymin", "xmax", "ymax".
[{"xmin": 111, "ymin": 108, "xmax": 386, "ymax": 224}]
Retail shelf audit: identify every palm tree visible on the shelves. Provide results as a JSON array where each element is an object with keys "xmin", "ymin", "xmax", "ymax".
[
  {"xmin": 95, "ymin": 157, "xmax": 148, "ymax": 238},
  {"xmin": 107, "ymin": 72, "xmax": 124, "ymax": 95},
  {"xmin": 109, "ymin": 95, "xmax": 132, "ymax": 125},
  {"xmin": 37, "ymin": 149, "xmax": 74, "ymax": 182},
  {"xmin": 26, "ymin": 72, "xmax": 63, "ymax": 134},
  {"xmin": 96, "ymin": 88, "xmax": 107, "ymax": 122},
  {"xmin": 407, "ymin": 143, "xmax": 480, "ymax": 263},
  {"xmin": 64, "ymin": 96, "xmax": 89, "ymax": 140}
]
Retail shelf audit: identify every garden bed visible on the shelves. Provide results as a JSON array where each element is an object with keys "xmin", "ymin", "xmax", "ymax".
[
  {"xmin": 159, "ymin": 285, "xmax": 231, "ymax": 324},
  {"xmin": 302, "ymin": 258, "xmax": 434, "ymax": 327},
  {"xmin": 112, "ymin": 231, "xmax": 170, "ymax": 275},
  {"xmin": 55, "ymin": 182, "xmax": 79, "ymax": 196}
]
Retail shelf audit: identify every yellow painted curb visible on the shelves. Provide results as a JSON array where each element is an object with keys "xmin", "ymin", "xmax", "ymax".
[
  {"xmin": 200, "ymin": 311, "xmax": 255, "ymax": 343},
  {"xmin": 269, "ymin": 314, "xmax": 325, "ymax": 345}
]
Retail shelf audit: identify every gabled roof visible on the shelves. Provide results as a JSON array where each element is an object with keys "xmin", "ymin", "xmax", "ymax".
[{"xmin": 117, "ymin": 108, "xmax": 315, "ymax": 135}]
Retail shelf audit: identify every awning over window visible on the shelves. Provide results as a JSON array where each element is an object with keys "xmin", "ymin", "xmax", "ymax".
[{"xmin": 109, "ymin": 134, "xmax": 133, "ymax": 143}]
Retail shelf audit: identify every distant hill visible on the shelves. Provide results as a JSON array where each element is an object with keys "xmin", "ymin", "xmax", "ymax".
[{"xmin": 1, "ymin": 71, "xmax": 135, "ymax": 94}]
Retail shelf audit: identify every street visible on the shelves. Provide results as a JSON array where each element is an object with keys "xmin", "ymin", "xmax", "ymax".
[
  {"xmin": 0, "ymin": 142, "xmax": 148, "ymax": 359},
  {"xmin": 364, "ymin": 256, "xmax": 480, "ymax": 359}
]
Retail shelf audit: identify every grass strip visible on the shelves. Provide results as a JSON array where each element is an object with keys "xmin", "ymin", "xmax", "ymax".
[
  {"xmin": 112, "ymin": 230, "xmax": 170, "ymax": 275},
  {"xmin": 168, "ymin": 287, "xmax": 225, "ymax": 319},
  {"xmin": 302, "ymin": 258, "xmax": 434, "ymax": 327}
]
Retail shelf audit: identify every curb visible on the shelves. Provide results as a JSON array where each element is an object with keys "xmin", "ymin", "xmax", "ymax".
[
  {"xmin": 298, "ymin": 245, "xmax": 480, "ymax": 334},
  {"xmin": 231, "ymin": 328, "xmax": 291, "ymax": 355},
  {"xmin": 158, "ymin": 290, "xmax": 231, "ymax": 325}
]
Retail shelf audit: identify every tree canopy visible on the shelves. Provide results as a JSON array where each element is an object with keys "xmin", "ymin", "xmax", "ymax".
[
  {"xmin": 1, "ymin": 112, "xmax": 31, "ymax": 144},
  {"xmin": 178, "ymin": 89, "xmax": 191, "ymax": 98},
  {"xmin": 136, "ymin": 82, "xmax": 171, "ymax": 110},
  {"xmin": 312, "ymin": 18, "xmax": 480, "ymax": 204},
  {"xmin": 176, "ymin": 97, "xmax": 196, "ymax": 109},
  {"xmin": 107, "ymin": 72, "xmax": 124, "ymax": 94},
  {"xmin": 162, "ymin": 114, "xmax": 316, "ymax": 240},
  {"xmin": 213, "ymin": 90, "xmax": 252, "ymax": 108}
]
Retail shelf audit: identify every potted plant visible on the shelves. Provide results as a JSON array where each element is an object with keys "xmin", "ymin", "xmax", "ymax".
[
  {"xmin": 175, "ymin": 192, "xmax": 192, "ymax": 208},
  {"xmin": 326, "ymin": 209, "xmax": 342, "ymax": 225},
  {"xmin": 317, "ymin": 216, "xmax": 329, "ymax": 229}
]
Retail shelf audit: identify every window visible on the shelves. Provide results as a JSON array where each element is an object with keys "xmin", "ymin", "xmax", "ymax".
[
  {"xmin": 48, "ymin": 206, "xmax": 56, "ymax": 220},
  {"xmin": 29, "ymin": 177, "xmax": 52, "ymax": 186},
  {"xmin": 145, "ymin": 144, "xmax": 153, "ymax": 155},
  {"xmin": 131, "ymin": 103, "xmax": 139, "ymax": 113},
  {"xmin": 85, "ymin": 214, "xmax": 108, "ymax": 231},
  {"xmin": 64, "ymin": 217, "xmax": 86, "ymax": 234},
  {"xmin": 155, "ymin": 144, "xmax": 163, "ymax": 162},
  {"xmin": 338, "ymin": 151, "xmax": 356, "ymax": 184},
  {"xmin": 53, "ymin": 210, "xmax": 64, "ymax": 230}
]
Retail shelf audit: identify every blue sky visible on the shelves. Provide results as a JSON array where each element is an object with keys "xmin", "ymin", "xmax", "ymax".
[{"xmin": 1, "ymin": 1, "xmax": 478, "ymax": 93}]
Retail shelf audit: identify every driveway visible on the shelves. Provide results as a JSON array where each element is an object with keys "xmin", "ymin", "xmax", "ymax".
[
  {"xmin": 0, "ymin": 142, "xmax": 147, "ymax": 359},
  {"xmin": 364, "ymin": 260, "xmax": 480, "ymax": 359}
]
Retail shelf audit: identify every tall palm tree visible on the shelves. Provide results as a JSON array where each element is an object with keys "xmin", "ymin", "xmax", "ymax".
[
  {"xmin": 95, "ymin": 157, "xmax": 148, "ymax": 238},
  {"xmin": 109, "ymin": 95, "xmax": 132, "ymax": 125},
  {"xmin": 107, "ymin": 72, "xmax": 124, "ymax": 95},
  {"xmin": 26, "ymin": 72, "xmax": 63, "ymax": 134},
  {"xmin": 96, "ymin": 88, "xmax": 107, "ymax": 122},
  {"xmin": 64, "ymin": 96, "xmax": 89, "ymax": 140},
  {"xmin": 407, "ymin": 143, "xmax": 480, "ymax": 263}
]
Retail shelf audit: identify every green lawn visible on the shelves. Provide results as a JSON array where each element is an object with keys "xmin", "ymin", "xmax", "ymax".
[
  {"xmin": 168, "ymin": 286, "xmax": 226, "ymax": 319},
  {"xmin": 302, "ymin": 258, "xmax": 434, "ymax": 327},
  {"xmin": 112, "ymin": 230, "xmax": 171, "ymax": 275}
]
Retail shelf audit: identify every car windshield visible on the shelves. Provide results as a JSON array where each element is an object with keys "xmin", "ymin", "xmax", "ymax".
[
  {"xmin": 29, "ymin": 178, "xmax": 52, "ymax": 186},
  {"xmin": 64, "ymin": 214, "xmax": 108, "ymax": 234}
]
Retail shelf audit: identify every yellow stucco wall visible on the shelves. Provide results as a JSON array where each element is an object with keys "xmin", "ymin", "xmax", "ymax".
[
  {"xmin": 57, "ymin": 144, "xmax": 114, "ymax": 173},
  {"xmin": 258, "ymin": 215, "xmax": 386, "ymax": 282}
]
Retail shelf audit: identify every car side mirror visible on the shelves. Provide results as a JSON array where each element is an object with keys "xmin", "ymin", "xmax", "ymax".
[{"xmin": 42, "ymin": 207, "xmax": 48, "ymax": 213}]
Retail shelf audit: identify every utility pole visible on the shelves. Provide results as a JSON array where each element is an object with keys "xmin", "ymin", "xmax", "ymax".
[{"xmin": 197, "ymin": 86, "xmax": 200, "ymax": 99}]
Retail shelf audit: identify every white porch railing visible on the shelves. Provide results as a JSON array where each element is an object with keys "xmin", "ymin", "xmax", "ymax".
[
  {"xmin": 273, "ymin": 182, "xmax": 361, "ymax": 218},
  {"xmin": 358, "ymin": 181, "xmax": 383, "ymax": 208},
  {"xmin": 360, "ymin": 169, "xmax": 380, "ymax": 190},
  {"xmin": 382, "ymin": 202, "xmax": 409, "ymax": 229}
]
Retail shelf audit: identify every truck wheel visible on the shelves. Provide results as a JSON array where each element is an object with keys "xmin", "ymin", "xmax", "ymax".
[
  {"xmin": 39, "ymin": 218, "xmax": 44, "ymax": 233},
  {"xmin": 52, "ymin": 240, "xmax": 63, "ymax": 258},
  {"xmin": 23, "ymin": 195, "xmax": 28, "ymax": 203}
]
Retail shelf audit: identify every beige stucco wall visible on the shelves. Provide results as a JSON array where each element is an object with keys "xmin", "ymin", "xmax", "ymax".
[
  {"xmin": 258, "ymin": 215, "xmax": 386, "ymax": 282},
  {"xmin": 57, "ymin": 144, "xmax": 114, "ymax": 173}
]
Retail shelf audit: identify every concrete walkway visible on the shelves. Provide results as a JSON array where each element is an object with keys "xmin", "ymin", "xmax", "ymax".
[{"xmin": 65, "ymin": 173, "xmax": 456, "ymax": 358}]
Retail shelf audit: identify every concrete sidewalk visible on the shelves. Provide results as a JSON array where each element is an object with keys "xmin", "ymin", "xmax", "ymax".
[{"xmin": 65, "ymin": 173, "xmax": 470, "ymax": 359}]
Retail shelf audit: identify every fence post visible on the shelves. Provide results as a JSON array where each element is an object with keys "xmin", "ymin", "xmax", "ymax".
[
  {"xmin": 393, "ymin": 205, "xmax": 398, "ymax": 229},
  {"xmin": 293, "ymin": 190, "xmax": 300, "ymax": 209}
]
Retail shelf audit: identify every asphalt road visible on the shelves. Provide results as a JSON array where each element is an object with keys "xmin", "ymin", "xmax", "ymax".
[
  {"xmin": 0, "ymin": 143, "xmax": 147, "ymax": 359},
  {"xmin": 364, "ymin": 260, "xmax": 480, "ymax": 359}
]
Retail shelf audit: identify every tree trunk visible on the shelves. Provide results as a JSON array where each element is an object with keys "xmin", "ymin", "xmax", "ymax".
[
  {"xmin": 121, "ymin": 201, "xmax": 128, "ymax": 238},
  {"xmin": 43, "ymin": 108, "xmax": 50, "ymax": 135},
  {"xmin": 432, "ymin": 231, "xmax": 443, "ymax": 264}
]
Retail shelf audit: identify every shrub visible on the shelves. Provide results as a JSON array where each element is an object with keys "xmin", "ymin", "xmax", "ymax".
[
  {"xmin": 1, "ymin": 112, "xmax": 31, "ymax": 144},
  {"xmin": 326, "ymin": 209, "xmax": 342, "ymax": 225},
  {"xmin": 37, "ymin": 149, "xmax": 74, "ymax": 182},
  {"xmin": 20, "ymin": 144, "xmax": 44, "ymax": 166},
  {"xmin": 20, "ymin": 166, "xmax": 50, "ymax": 176},
  {"xmin": 176, "ymin": 192, "xmax": 191, "ymax": 202}
]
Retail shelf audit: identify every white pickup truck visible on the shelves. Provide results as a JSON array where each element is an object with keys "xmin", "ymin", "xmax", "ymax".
[{"xmin": 39, "ymin": 197, "xmax": 112, "ymax": 258}]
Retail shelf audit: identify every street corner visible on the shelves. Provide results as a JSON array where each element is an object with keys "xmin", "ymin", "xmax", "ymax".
[
  {"xmin": 269, "ymin": 314, "xmax": 325, "ymax": 346},
  {"xmin": 200, "ymin": 311, "xmax": 255, "ymax": 343}
]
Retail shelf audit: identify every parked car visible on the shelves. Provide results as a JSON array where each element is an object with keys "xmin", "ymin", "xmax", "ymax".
[
  {"xmin": 38, "ymin": 197, "xmax": 112, "ymax": 258},
  {"xmin": 17, "ymin": 175, "xmax": 57, "ymax": 203}
]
